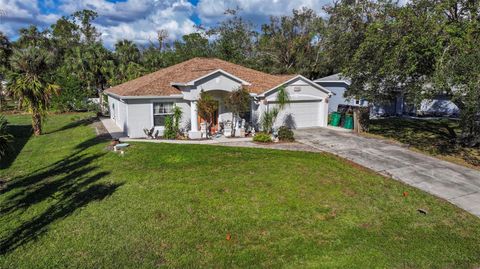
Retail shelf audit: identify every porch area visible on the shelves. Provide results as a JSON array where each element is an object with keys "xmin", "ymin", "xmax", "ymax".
[{"xmin": 187, "ymin": 90, "xmax": 252, "ymax": 139}]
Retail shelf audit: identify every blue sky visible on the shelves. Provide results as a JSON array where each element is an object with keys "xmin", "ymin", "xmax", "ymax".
[{"xmin": 0, "ymin": 0, "xmax": 331, "ymax": 47}]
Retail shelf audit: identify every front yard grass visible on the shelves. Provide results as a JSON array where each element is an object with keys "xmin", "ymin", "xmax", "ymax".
[
  {"xmin": 1, "ymin": 113, "xmax": 480, "ymax": 268},
  {"xmin": 368, "ymin": 117, "xmax": 480, "ymax": 169}
]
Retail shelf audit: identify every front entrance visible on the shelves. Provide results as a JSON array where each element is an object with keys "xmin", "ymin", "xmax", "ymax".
[{"xmin": 198, "ymin": 102, "xmax": 219, "ymax": 134}]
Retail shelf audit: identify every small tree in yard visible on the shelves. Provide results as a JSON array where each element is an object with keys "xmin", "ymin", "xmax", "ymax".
[
  {"xmin": 224, "ymin": 87, "xmax": 250, "ymax": 137},
  {"xmin": 197, "ymin": 91, "xmax": 218, "ymax": 138},
  {"xmin": 260, "ymin": 86, "xmax": 289, "ymax": 133},
  {"xmin": 163, "ymin": 106, "xmax": 183, "ymax": 139}
]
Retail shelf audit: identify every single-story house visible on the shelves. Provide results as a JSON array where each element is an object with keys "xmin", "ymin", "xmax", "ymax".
[
  {"xmin": 105, "ymin": 58, "xmax": 331, "ymax": 138},
  {"xmin": 315, "ymin": 73, "xmax": 460, "ymax": 117},
  {"xmin": 313, "ymin": 74, "xmax": 368, "ymax": 113}
]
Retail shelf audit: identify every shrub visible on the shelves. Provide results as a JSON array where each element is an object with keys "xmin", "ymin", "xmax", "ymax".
[
  {"xmin": 163, "ymin": 115, "xmax": 176, "ymax": 139},
  {"xmin": 278, "ymin": 126, "xmax": 294, "ymax": 142},
  {"xmin": 253, "ymin": 132, "xmax": 272, "ymax": 143},
  {"xmin": 260, "ymin": 108, "xmax": 279, "ymax": 134},
  {"xmin": 172, "ymin": 106, "xmax": 182, "ymax": 132}
]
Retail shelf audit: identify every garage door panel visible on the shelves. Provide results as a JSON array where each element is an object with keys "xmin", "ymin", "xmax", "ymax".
[{"xmin": 270, "ymin": 101, "xmax": 321, "ymax": 129}]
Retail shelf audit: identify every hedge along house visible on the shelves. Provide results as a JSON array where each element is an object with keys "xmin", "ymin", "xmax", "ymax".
[{"xmin": 105, "ymin": 58, "xmax": 331, "ymax": 139}]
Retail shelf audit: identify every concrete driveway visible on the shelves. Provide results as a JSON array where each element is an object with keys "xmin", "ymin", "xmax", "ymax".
[{"xmin": 296, "ymin": 128, "xmax": 480, "ymax": 217}]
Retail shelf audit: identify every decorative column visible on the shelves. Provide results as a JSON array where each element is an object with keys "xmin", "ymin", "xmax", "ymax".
[
  {"xmin": 190, "ymin": 101, "xmax": 198, "ymax": 131},
  {"xmin": 188, "ymin": 101, "xmax": 201, "ymax": 139}
]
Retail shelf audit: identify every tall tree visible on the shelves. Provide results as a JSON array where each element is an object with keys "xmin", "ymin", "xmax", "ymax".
[
  {"xmin": 342, "ymin": 0, "xmax": 480, "ymax": 145},
  {"xmin": 72, "ymin": 10, "xmax": 100, "ymax": 45},
  {"xmin": 0, "ymin": 32, "xmax": 12, "ymax": 111},
  {"xmin": 115, "ymin": 39, "xmax": 141, "ymax": 64},
  {"xmin": 113, "ymin": 40, "xmax": 145, "ymax": 84},
  {"xmin": 8, "ymin": 47, "xmax": 59, "ymax": 135},
  {"xmin": 258, "ymin": 8, "xmax": 323, "ymax": 77},
  {"xmin": 15, "ymin": 25, "xmax": 51, "ymax": 49},
  {"xmin": 174, "ymin": 33, "xmax": 212, "ymax": 61},
  {"xmin": 208, "ymin": 9, "xmax": 258, "ymax": 66},
  {"xmin": 321, "ymin": 0, "xmax": 387, "ymax": 75},
  {"xmin": 51, "ymin": 16, "xmax": 81, "ymax": 55}
]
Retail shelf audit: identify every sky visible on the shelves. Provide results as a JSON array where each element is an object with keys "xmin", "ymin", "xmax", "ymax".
[{"xmin": 0, "ymin": 0, "xmax": 332, "ymax": 48}]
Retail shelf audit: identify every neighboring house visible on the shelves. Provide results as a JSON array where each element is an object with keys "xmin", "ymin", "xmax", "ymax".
[
  {"xmin": 105, "ymin": 58, "xmax": 331, "ymax": 138},
  {"xmin": 314, "ymin": 73, "xmax": 460, "ymax": 117},
  {"xmin": 313, "ymin": 74, "xmax": 368, "ymax": 113}
]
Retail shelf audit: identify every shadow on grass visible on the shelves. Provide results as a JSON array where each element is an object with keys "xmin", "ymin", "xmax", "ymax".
[
  {"xmin": 369, "ymin": 118, "xmax": 480, "ymax": 166},
  {"xmin": 45, "ymin": 116, "xmax": 98, "ymax": 135},
  {"xmin": 1, "ymin": 124, "xmax": 33, "ymax": 169},
  {"xmin": 0, "ymin": 127, "xmax": 121, "ymax": 255}
]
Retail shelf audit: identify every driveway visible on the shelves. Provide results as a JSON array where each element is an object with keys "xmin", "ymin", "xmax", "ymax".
[{"xmin": 296, "ymin": 128, "xmax": 480, "ymax": 217}]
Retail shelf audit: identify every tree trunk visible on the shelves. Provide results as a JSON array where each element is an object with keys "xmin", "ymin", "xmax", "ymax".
[
  {"xmin": 353, "ymin": 106, "xmax": 370, "ymax": 133},
  {"xmin": 98, "ymin": 84, "xmax": 106, "ymax": 116},
  {"xmin": 17, "ymin": 96, "xmax": 23, "ymax": 111},
  {"xmin": 0, "ymin": 83, "xmax": 3, "ymax": 112},
  {"xmin": 32, "ymin": 109, "xmax": 42, "ymax": 136},
  {"xmin": 451, "ymin": 98, "xmax": 480, "ymax": 146}
]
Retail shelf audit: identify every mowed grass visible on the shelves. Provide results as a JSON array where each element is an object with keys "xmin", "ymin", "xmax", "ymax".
[
  {"xmin": 1, "ymin": 113, "xmax": 480, "ymax": 268},
  {"xmin": 368, "ymin": 117, "xmax": 480, "ymax": 169}
]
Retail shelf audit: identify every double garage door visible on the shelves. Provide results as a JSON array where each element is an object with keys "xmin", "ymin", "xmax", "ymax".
[{"xmin": 270, "ymin": 100, "xmax": 323, "ymax": 129}]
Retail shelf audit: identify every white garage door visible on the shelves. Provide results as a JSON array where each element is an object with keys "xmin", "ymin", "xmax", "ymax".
[{"xmin": 270, "ymin": 100, "xmax": 322, "ymax": 129}]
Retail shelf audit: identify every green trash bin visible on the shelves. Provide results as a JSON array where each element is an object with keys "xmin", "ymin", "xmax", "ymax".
[
  {"xmin": 344, "ymin": 115, "xmax": 354, "ymax": 129},
  {"xmin": 330, "ymin": 112, "xmax": 341, "ymax": 127}
]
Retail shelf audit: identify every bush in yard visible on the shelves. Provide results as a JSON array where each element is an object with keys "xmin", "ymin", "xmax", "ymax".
[
  {"xmin": 253, "ymin": 132, "xmax": 272, "ymax": 143},
  {"xmin": 260, "ymin": 86, "xmax": 290, "ymax": 134},
  {"xmin": 162, "ymin": 106, "xmax": 183, "ymax": 139},
  {"xmin": 278, "ymin": 126, "xmax": 294, "ymax": 142},
  {"xmin": 260, "ymin": 108, "xmax": 278, "ymax": 134},
  {"xmin": 163, "ymin": 116, "xmax": 176, "ymax": 139}
]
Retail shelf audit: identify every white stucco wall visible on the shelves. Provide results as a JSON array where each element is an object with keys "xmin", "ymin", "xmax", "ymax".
[
  {"xmin": 108, "ymin": 98, "xmax": 189, "ymax": 138},
  {"xmin": 108, "ymin": 95, "xmax": 127, "ymax": 132},
  {"xmin": 182, "ymin": 72, "xmax": 244, "ymax": 101},
  {"xmin": 254, "ymin": 77, "xmax": 330, "ymax": 129}
]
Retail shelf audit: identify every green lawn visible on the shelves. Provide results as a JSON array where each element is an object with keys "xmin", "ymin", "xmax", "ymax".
[
  {"xmin": 368, "ymin": 117, "xmax": 480, "ymax": 169},
  {"xmin": 1, "ymin": 113, "xmax": 480, "ymax": 268}
]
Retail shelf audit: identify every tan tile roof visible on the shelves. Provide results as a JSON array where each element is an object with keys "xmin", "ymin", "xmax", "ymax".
[{"xmin": 105, "ymin": 57, "xmax": 297, "ymax": 97}]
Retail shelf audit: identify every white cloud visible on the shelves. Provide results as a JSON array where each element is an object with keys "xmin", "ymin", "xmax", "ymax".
[
  {"xmin": 197, "ymin": 0, "xmax": 329, "ymax": 25},
  {"xmin": 0, "ymin": 0, "xmax": 59, "ymax": 27},
  {"xmin": 56, "ymin": 0, "xmax": 198, "ymax": 48}
]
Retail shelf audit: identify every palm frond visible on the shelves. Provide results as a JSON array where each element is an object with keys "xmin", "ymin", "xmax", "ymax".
[{"xmin": 0, "ymin": 115, "xmax": 12, "ymax": 160}]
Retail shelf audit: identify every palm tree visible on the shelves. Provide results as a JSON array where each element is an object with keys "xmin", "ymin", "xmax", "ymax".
[
  {"xmin": 8, "ymin": 47, "xmax": 59, "ymax": 135},
  {"xmin": 260, "ymin": 86, "xmax": 290, "ymax": 133},
  {"xmin": 0, "ymin": 114, "xmax": 12, "ymax": 160},
  {"xmin": 0, "ymin": 32, "xmax": 12, "ymax": 111}
]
